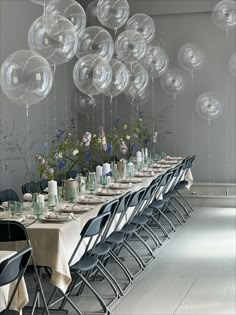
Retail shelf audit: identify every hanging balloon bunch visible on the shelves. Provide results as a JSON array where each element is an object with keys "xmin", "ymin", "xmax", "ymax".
[{"xmin": 1, "ymin": 0, "xmax": 88, "ymax": 111}]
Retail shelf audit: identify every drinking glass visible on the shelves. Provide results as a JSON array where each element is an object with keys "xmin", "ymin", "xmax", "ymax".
[
  {"xmin": 32, "ymin": 194, "xmax": 44, "ymax": 220},
  {"xmin": 100, "ymin": 175, "xmax": 107, "ymax": 188},
  {"xmin": 153, "ymin": 153, "xmax": 160, "ymax": 162},
  {"xmin": 87, "ymin": 179, "xmax": 96, "ymax": 194},
  {"xmin": 112, "ymin": 168, "xmax": 119, "ymax": 182},
  {"xmin": 48, "ymin": 194, "xmax": 57, "ymax": 211}
]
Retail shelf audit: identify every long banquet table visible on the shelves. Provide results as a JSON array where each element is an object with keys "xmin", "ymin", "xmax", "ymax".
[{"xmin": 0, "ymin": 160, "xmax": 193, "ymax": 294}]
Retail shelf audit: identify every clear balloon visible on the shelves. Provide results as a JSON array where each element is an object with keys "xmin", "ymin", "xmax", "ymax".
[
  {"xmin": 115, "ymin": 30, "xmax": 146, "ymax": 63},
  {"xmin": 45, "ymin": 0, "xmax": 87, "ymax": 35},
  {"xmin": 212, "ymin": 0, "xmax": 236, "ymax": 31},
  {"xmin": 229, "ymin": 52, "xmax": 236, "ymax": 78},
  {"xmin": 76, "ymin": 26, "xmax": 114, "ymax": 61},
  {"xmin": 125, "ymin": 83, "xmax": 151, "ymax": 105},
  {"xmin": 0, "ymin": 50, "xmax": 53, "ymax": 107},
  {"xmin": 160, "ymin": 68, "xmax": 186, "ymax": 97},
  {"xmin": 73, "ymin": 92, "xmax": 96, "ymax": 115},
  {"xmin": 144, "ymin": 44, "xmax": 169, "ymax": 78},
  {"xmin": 97, "ymin": 0, "xmax": 130, "ymax": 31},
  {"xmin": 86, "ymin": 0, "xmax": 101, "ymax": 26},
  {"xmin": 30, "ymin": 0, "xmax": 50, "ymax": 5},
  {"xmin": 125, "ymin": 62, "xmax": 149, "ymax": 98},
  {"xmin": 126, "ymin": 14, "xmax": 156, "ymax": 44},
  {"xmin": 73, "ymin": 54, "xmax": 112, "ymax": 96},
  {"xmin": 196, "ymin": 92, "xmax": 223, "ymax": 120},
  {"xmin": 178, "ymin": 43, "xmax": 205, "ymax": 73},
  {"xmin": 105, "ymin": 59, "xmax": 130, "ymax": 99},
  {"xmin": 28, "ymin": 14, "xmax": 78, "ymax": 66}
]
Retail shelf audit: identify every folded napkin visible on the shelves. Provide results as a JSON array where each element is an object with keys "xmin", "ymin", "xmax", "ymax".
[
  {"xmin": 24, "ymin": 193, "xmax": 32, "ymax": 201},
  {"xmin": 44, "ymin": 212, "xmax": 72, "ymax": 220}
]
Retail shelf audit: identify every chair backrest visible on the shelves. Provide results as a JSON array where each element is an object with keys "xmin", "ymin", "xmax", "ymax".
[
  {"xmin": 40, "ymin": 178, "xmax": 48, "ymax": 191},
  {"xmin": 21, "ymin": 181, "xmax": 39, "ymax": 194},
  {"xmin": 0, "ymin": 246, "xmax": 32, "ymax": 310},
  {"xmin": 0, "ymin": 221, "xmax": 28, "ymax": 243},
  {"xmin": 68, "ymin": 170, "xmax": 79, "ymax": 179},
  {"xmin": 69, "ymin": 213, "xmax": 110, "ymax": 265},
  {"xmin": 0, "ymin": 189, "xmax": 20, "ymax": 204}
]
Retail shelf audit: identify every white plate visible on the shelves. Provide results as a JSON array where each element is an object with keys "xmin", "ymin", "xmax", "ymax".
[
  {"xmin": 97, "ymin": 189, "xmax": 123, "ymax": 196},
  {"xmin": 135, "ymin": 172, "xmax": 153, "ymax": 178},
  {"xmin": 41, "ymin": 215, "xmax": 72, "ymax": 223},
  {"xmin": 78, "ymin": 196, "xmax": 107, "ymax": 205},
  {"xmin": 62, "ymin": 206, "xmax": 93, "ymax": 213},
  {"xmin": 109, "ymin": 183, "xmax": 131, "ymax": 190},
  {"xmin": 119, "ymin": 178, "xmax": 143, "ymax": 184}
]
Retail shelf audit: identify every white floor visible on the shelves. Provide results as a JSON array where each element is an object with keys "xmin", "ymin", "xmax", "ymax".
[{"xmin": 111, "ymin": 207, "xmax": 236, "ymax": 315}]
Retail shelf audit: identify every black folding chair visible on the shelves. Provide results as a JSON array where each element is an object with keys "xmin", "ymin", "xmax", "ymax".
[
  {"xmin": 0, "ymin": 189, "xmax": 20, "ymax": 204},
  {"xmin": 0, "ymin": 246, "xmax": 32, "ymax": 315},
  {"xmin": 0, "ymin": 221, "xmax": 50, "ymax": 315},
  {"xmin": 45, "ymin": 213, "xmax": 112, "ymax": 315}
]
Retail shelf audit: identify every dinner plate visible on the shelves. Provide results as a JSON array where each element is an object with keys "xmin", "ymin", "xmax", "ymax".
[
  {"xmin": 119, "ymin": 178, "xmax": 143, "ymax": 184},
  {"xmin": 96, "ymin": 189, "xmax": 123, "ymax": 196},
  {"xmin": 78, "ymin": 196, "xmax": 107, "ymax": 205},
  {"xmin": 135, "ymin": 172, "xmax": 153, "ymax": 178},
  {"xmin": 62, "ymin": 205, "xmax": 93, "ymax": 213},
  {"xmin": 109, "ymin": 183, "xmax": 132, "ymax": 190},
  {"xmin": 41, "ymin": 215, "xmax": 72, "ymax": 223}
]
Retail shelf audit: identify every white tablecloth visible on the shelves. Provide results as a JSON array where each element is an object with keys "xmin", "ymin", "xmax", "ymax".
[
  {"xmin": 26, "ymin": 160, "xmax": 193, "ymax": 293},
  {"xmin": 0, "ymin": 250, "xmax": 29, "ymax": 312}
]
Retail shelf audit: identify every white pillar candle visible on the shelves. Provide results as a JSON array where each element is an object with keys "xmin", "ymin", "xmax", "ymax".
[
  {"xmin": 136, "ymin": 151, "xmax": 142, "ymax": 162},
  {"xmin": 96, "ymin": 165, "xmax": 103, "ymax": 182},
  {"xmin": 145, "ymin": 148, "xmax": 148, "ymax": 159},
  {"xmin": 102, "ymin": 163, "xmax": 111, "ymax": 175},
  {"xmin": 48, "ymin": 180, "xmax": 58, "ymax": 196}
]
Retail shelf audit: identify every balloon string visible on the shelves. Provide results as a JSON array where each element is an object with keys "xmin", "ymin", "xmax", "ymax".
[
  {"xmin": 208, "ymin": 118, "xmax": 212, "ymax": 195},
  {"xmin": 65, "ymin": 63, "xmax": 69, "ymax": 129},
  {"xmin": 26, "ymin": 107, "xmax": 32, "ymax": 183},
  {"xmin": 152, "ymin": 79, "xmax": 155, "ymax": 153},
  {"xmin": 46, "ymin": 98, "xmax": 49, "ymax": 156},
  {"xmin": 53, "ymin": 73, "xmax": 57, "ymax": 134},
  {"xmin": 102, "ymin": 95, "xmax": 105, "ymax": 128},
  {"xmin": 173, "ymin": 97, "xmax": 177, "ymax": 155}
]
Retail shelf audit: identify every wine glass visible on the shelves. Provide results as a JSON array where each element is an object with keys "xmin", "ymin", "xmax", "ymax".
[
  {"xmin": 87, "ymin": 179, "xmax": 96, "ymax": 194},
  {"xmin": 48, "ymin": 194, "xmax": 57, "ymax": 211},
  {"xmin": 100, "ymin": 175, "xmax": 107, "ymax": 189}
]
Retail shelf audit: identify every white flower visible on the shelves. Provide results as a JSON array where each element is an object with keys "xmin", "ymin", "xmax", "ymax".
[
  {"xmin": 126, "ymin": 135, "xmax": 130, "ymax": 140},
  {"xmin": 124, "ymin": 124, "xmax": 127, "ymax": 130},
  {"xmin": 153, "ymin": 131, "xmax": 158, "ymax": 144},
  {"xmin": 55, "ymin": 152, "xmax": 63, "ymax": 159},
  {"xmin": 48, "ymin": 168, "xmax": 54, "ymax": 174},
  {"xmin": 83, "ymin": 132, "xmax": 92, "ymax": 147},
  {"xmin": 120, "ymin": 141, "xmax": 128, "ymax": 154},
  {"xmin": 72, "ymin": 149, "xmax": 79, "ymax": 156}
]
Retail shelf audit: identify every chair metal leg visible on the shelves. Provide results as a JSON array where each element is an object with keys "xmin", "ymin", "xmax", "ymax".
[
  {"xmin": 77, "ymin": 272, "xmax": 109, "ymax": 315},
  {"xmin": 123, "ymin": 240, "xmax": 145, "ymax": 270},
  {"xmin": 168, "ymin": 199, "xmax": 186, "ymax": 223},
  {"xmin": 142, "ymin": 223, "xmax": 162, "ymax": 247},
  {"xmin": 133, "ymin": 231, "xmax": 155, "ymax": 259},
  {"xmin": 97, "ymin": 260, "xmax": 124, "ymax": 296},
  {"xmin": 175, "ymin": 189, "xmax": 194, "ymax": 211},
  {"xmin": 165, "ymin": 202, "xmax": 183, "ymax": 225},
  {"xmin": 153, "ymin": 207, "xmax": 176, "ymax": 232},
  {"xmin": 173, "ymin": 196, "xmax": 190, "ymax": 217},
  {"xmin": 109, "ymin": 250, "xmax": 134, "ymax": 283},
  {"xmin": 149, "ymin": 215, "xmax": 170, "ymax": 239},
  {"xmin": 32, "ymin": 262, "xmax": 50, "ymax": 315},
  {"xmin": 97, "ymin": 262, "xmax": 120, "ymax": 299}
]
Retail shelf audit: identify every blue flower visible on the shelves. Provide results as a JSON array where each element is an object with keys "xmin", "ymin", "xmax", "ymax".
[
  {"xmin": 131, "ymin": 143, "xmax": 138, "ymax": 152},
  {"xmin": 58, "ymin": 160, "xmax": 66, "ymax": 170},
  {"xmin": 106, "ymin": 144, "xmax": 112, "ymax": 154},
  {"xmin": 85, "ymin": 151, "xmax": 92, "ymax": 161},
  {"xmin": 55, "ymin": 129, "xmax": 65, "ymax": 141},
  {"xmin": 139, "ymin": 111, "xmax": 143, "ymax": 118},
  {"xmin": 144, "ymin": 138, "xmax": 151, "ymax": 146},
  {"xmin": 114, "ymin": 117, "xmax": 120, "ymax": 126}
]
